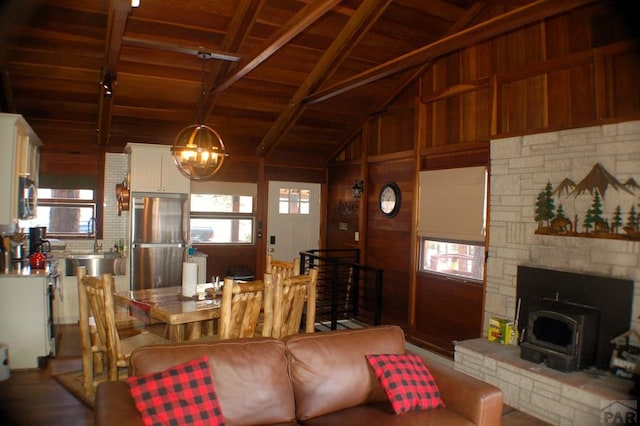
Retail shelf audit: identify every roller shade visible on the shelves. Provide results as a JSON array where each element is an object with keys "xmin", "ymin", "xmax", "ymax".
[
  {"xmin": 418, "ymin": 166, "xmax": 487, "ymax": 243},
  {"xmin": 39, "ymin": 173, "xmax": 97, "ymax": 190}
]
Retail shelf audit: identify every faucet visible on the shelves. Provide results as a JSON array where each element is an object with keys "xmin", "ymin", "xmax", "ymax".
[{"xmin": 88, "ymin": 217, "xmax": 101, "ymax": 252}]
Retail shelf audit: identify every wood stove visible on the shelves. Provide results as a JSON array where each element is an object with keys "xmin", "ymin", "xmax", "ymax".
[
  {"xmin": 520, "ymin": 299, "xmax": 600, "ymax": 371},
  {"xmin": 516, "ymin": 266, "xmax": 633, "ymax": 371}
]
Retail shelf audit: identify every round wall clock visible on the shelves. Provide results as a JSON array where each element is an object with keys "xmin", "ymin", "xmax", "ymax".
[{"xmin": 379, "ymin": 182, "xmax": 401, "ymax": 217}]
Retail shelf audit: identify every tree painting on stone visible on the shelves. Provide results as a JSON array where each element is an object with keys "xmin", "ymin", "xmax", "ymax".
[
  {"xmin": 535, "ymin": 181, "xmax": 555, "ymax": 231},
  {"xmin": 534, "ymin": 163, "xmax": 640, "ymax": 240},
  {"xmin": 612, "ymin": 206, "xmax": 623, "ymax": 234}
]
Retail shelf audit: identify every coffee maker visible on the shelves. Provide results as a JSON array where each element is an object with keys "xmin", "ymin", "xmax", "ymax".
[{"xmin": 28, "ymin": 226, "xmax": 50, "ymax": 256}]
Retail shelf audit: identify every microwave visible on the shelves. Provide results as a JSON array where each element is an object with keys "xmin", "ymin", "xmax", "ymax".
[{"xmin": 18, "ymin": 176, "xmax": 37, "ymax": 220}]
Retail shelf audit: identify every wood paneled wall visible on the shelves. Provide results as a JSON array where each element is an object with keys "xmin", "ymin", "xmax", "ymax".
[
  {"xmin": 364, "ymin": 157, "xmax": 415, "ymax": 329},
  {"xmin": 328, "ymin": 2, "xmax": 640, "ymax": 355},
  {"xmin": 195, "ymin": 157, "xmax": 326, "ymax": 281}
]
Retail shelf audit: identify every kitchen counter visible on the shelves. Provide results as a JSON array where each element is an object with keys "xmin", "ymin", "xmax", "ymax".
[{"xmin": 0, "ymin": 259, "xmax": 58, "ymax": 277}]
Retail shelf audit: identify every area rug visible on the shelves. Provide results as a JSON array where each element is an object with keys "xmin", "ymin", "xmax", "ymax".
[{"xmin": 52, "ymin": 369, "xmax": 95, "ymax": 408}]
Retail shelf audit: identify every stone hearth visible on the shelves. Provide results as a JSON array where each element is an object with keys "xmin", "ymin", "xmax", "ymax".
[
  {"xmin": 458, "ymin": 121, "xmax": 640, "ymax": 425},
  {"xmin": 454, "ymin": 339, "xmax": 634, "ymax": 425}
]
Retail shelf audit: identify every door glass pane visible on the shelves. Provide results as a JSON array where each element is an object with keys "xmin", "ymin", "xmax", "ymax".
[
  {"xmin": 277, "ymin": 188, "xmax": 310, "ymax": 215},
  {"xmin": 289, "ymin": 189, "xmax": 300, "ymax": 214},
  {"xmin": 279, "ymin": 189, "xmax": 290, "ymax": 214},
  {"xmin": 300, "ymin": 190, "xmax": 310, "ymax": 214}
]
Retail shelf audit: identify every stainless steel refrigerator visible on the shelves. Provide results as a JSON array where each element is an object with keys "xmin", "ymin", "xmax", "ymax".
[{"xmin": 130, "ymin": 192, "xmax": 188, "ymax": 290}]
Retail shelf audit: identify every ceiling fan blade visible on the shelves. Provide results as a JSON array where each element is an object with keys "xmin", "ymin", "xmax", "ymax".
[{"xmin": 122, "ymin": 36, "xmax": 241, "ymax": 62}]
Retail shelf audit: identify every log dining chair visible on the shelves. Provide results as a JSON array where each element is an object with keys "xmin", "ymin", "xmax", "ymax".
[
  {"xmin": 265, "ymin": 254, "xmax": 300, "ymax": 278},
  {"xmin": 218, "ymin": 276, "xmax": 268, "ymax": 339},
  {"xmin": 77, "ymin": 265, "xmax": 108, "ymax": 400},
  {"xmin": 80, "ymin": 269, "xmax": 168, "ymax": 384},
  {"xmin": 271, "ymin": 268, "xmax": 318, "ymax": 338},
  {"xmin": 77, "ymin": 266, "xmax": 144, "ymax": 400}
]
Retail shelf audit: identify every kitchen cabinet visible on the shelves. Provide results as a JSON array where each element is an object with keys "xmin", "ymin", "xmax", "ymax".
[
  {"xmin": 0, "ymin": 113, "xmax": 42, "ymax": 226},
  {"xmin": 126, "ymin": 143, "xmax": 190, "ymax": 193},
  {"xmin": 0, "ymin": 275, "xmax": 53, "ymax": 369},
  {"xmin": 54, "ymin": 256, "xmax": 130, "ymax": 324}
]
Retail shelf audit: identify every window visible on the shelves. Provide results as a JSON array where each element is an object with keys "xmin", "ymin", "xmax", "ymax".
[
  {"xmin": 420, "ymin": 239, "xmax": 485, "ymax": 281},
  {"xmin": 278, "ymin": 188, "xmax": 310, "ymax": 214},
  {"xmin": 190, "ymin": 193, "xmax": 254, "ymax": 244},
  {"xmin": 27, "ymin": 188, "xmax": 97, "ymax": 238},
  {"xmin": 417, "ymin": 166, "xmax": 487, "ymax": 282}
]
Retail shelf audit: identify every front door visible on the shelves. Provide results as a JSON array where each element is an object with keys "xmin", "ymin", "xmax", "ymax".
[{"xmin": 267, "ymin": 181, "xmax": 321, "ymax": 263}]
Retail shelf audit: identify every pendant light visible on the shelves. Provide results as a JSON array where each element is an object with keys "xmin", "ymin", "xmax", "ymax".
[{"xmin": 172, "ymin": 52, "xmax": 227, "ymax": 180}]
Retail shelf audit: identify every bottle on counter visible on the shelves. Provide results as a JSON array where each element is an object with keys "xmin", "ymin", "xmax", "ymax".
[{"xmin": 1, "ymin": 237, "xmax": 10, "ymax": 273}]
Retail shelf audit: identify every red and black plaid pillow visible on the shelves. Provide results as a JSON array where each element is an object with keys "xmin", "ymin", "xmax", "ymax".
[
  {"xmin": 127, "ymin": 355, "xmax": 225, "ymax": 426},
  {"xmin": 366, "ymin": 353, "xmax": 445, "ymax": 415}
]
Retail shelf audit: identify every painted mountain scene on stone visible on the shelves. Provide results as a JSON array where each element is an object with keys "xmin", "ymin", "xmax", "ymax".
[{"xmin": 535, "ymin": 163, "xmax": 640, "ymax": 240}]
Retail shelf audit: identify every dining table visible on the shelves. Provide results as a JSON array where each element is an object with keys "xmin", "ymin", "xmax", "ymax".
[{"xmin": 113, "ymin": 286, "xmax": 221, "ymax": 342}]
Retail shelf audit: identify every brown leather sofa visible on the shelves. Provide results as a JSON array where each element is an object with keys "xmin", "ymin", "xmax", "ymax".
[{"xmin": 94, "ymin": 325, "xmax": 503, "ymax": 425}]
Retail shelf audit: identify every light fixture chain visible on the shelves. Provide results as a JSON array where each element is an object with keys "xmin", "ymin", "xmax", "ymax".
[{"xmin": 199, "ymin": 54, "xmax": 207, "ymax": 126}]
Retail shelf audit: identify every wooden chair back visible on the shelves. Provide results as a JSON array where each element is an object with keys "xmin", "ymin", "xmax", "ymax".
[
  {"xmin": 81, "ymin": 272, "xmax": 124, "ymax": 381},
  {"xmin": 261, "ymin": 272, "xmax": 275, "ymax": 337},
  {"xmin": 218, "ymin": 277, "xmax": 266, "ymax": 339},
  {"xmin": 272, "ymin": 268, "xmax": 318, "ymax": 338},
  {"xmin": 77, "ymin": 266, "xmax": 105, "ymax": 400},
  {"xmin": 81, "ymin": 271, "xmax": 167, "ymax": 381},
  {"xmin": 266, "ymin": 255, "xmax": 300, "ymax": 278}
]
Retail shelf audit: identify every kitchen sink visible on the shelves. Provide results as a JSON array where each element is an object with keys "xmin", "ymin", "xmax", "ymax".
[{"xmin": 65, "ymin": 252, "xmax": 125, "ymax": 277}]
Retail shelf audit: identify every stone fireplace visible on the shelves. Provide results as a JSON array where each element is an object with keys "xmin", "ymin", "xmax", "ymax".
[
  {"xmin": 517, "ymin": 265, "xmax": 634, "ymax": 372},
  {"xmin": 454, "ymin": 121, "xmax": 640, "ymax": 425}
]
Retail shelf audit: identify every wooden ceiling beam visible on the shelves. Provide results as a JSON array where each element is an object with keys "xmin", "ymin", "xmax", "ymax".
[
  {"xmin": 98, "ymin": 0, "xmax": 130, "ymax": 146},
  {"xmin": 305, "ymin": 0, "xmax": 597, "ymax": 106},
  {"xmin": 209, "ymin": 0, "xmax": 342, "ymax": 98},
  {"xmin": 326, "ymin": 2, "xmax": 492, "ymax": 163},
  {"xmin": 121, "ymin": 37, "xmax": 241, "ymax": 62},
  {"xmin": 257, "ymin": 0, "xmax": 393, "ymax": 158},
  {"xmin": 199, "ymin": 0, "xmax": 265, "ymax": 124}
]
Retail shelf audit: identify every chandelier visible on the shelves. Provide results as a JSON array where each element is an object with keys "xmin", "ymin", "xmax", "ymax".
[{"xmin": 172, "ymin": 52, "xmax": 227, "ymax": 180}]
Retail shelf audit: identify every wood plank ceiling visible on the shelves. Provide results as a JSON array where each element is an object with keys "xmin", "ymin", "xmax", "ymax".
[{"xmin": 0, "ymin": 0, "xmax": 593, "ymax": 168}]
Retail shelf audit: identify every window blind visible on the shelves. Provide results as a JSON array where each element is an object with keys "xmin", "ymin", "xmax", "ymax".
[
  {"xmin": 417, "ymin": 166, "xmax": 487, "ymax": 243},
  {"xmin": 39, "ymin": 173, "xmax": 97, "ymax": 190}
]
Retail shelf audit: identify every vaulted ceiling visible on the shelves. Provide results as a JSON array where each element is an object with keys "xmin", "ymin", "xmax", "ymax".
[{"xmin": 1, "ymin": 0, "xmax": 595, "ymax": 168}]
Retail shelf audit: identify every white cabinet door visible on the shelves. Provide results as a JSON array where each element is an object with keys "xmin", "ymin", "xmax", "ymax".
[
  {"xmin": 0, "ymin": 113, "xmax": 41, "ymax": 225},
  {"xmin": 160, "ymin": 150, "xmax": 190, "ymax": 193},
  {"xmin": 127, "ymin": 143, "xmax": 189, "ymax": 193},
  {"xmin": 129, "ymin": 146, "xmax": 163, "ymax": 192}
]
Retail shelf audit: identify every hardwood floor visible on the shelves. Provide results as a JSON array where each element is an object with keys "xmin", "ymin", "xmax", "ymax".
[
  {"xmin": 0, "ymin": 324, "xmax": 551, "ymax": 426},
  {"xmin": 0, "ymin": 325, "xmax": 93, "ymax": 426}
]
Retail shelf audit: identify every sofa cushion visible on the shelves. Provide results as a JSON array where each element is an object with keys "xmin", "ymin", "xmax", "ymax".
[
  {"xmin": 300, "ymin": 402, "xmax": 477, "ymax": 426},
  {"xmin": 366, "ymin": 353, "xmax": 444, "ymax": 414},
  {"xmin": 126, "ymin": 355, "xmax": 225, "ymax": 426},
  {"xmin": 128, "ymin": 337, "xmax": 296, "ymax": 425},
  {"xmin": 285, "ymin": 325, "xmax": 406, "ymax": 420}
]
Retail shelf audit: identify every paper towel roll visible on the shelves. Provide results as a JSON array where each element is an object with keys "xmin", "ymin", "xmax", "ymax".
[{"xmin": 182, "ymin": 262, "xmax": 198, "ymax": 297}]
